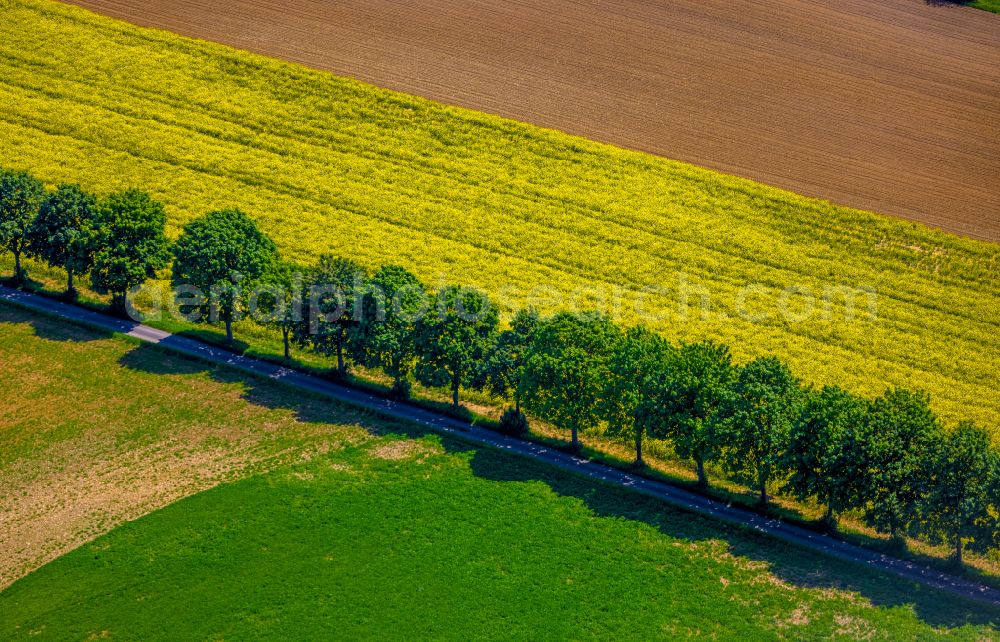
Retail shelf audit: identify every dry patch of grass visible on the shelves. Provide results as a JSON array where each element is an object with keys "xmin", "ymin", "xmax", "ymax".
[
  {"xmin": 777, "ymin": 602, "xmax": 813, "ymax": 628},
  {"xmin": 0, "ymin": 306, "xmax": 377, "ymax": 588},
  {"xmin": 0, "ymin": 427, "xmax": 351, "ymax": 588},
  {"xmin": 833, "ymin": 613, "xmax": 876, "ymax": 640},
  {"xmin": 370, "ymin": 439, "xmax": 441, "ymax": 461}
]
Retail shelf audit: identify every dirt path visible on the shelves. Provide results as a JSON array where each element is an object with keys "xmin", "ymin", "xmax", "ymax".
[{"xmin": 60, "ymin": 0, "xmax": 1000, "ymax": 240}]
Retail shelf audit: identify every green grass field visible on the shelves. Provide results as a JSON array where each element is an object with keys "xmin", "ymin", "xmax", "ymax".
[
  {"xmin": 0, "ymin": 0, "xmax": 998, "ymax": 436},
  {"xmin": 1, "ymin": 304, "xmax": 997, "ymax": 639}
]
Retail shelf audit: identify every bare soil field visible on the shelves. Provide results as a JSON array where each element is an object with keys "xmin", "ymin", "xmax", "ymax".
[{"xmin": 61, "ymin": 0, "xmax": 1000, "ymax": 240}]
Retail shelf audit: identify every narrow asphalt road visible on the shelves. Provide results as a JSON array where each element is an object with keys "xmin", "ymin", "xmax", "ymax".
[{"xmin": 2, "ymin": 285, "xmax": 998, "ymax": 607}]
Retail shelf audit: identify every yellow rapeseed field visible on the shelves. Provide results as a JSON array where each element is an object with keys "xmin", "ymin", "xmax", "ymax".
[{"xmin": 0, "ymin": 0, "xmax": 997, "ymax": 432}]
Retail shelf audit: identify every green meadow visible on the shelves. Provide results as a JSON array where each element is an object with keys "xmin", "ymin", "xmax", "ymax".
[{"xmin": 0, "ymin": 304, "xmax": 997, "ymax": 639}]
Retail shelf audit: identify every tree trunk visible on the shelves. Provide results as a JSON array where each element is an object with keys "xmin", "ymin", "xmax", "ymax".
[
  {"xmin": 887, "ymin": 524, "xmax": 906, "ymax": 552},
  {"xmin": 758, "ymin": 473, "xmax": 768, "ymax": 507},
  {"xmin": 634, "ymin": 428, "xmax": 643, "ymax": 467},
  {"xmin": 225, "ymin": 318, "xmax": 234, "ymax": 344},
  {"xmin": 12, "ymin": 250, "xmax": 22, "ymax": 285},
  {"xmin": 111, "ymin": 292, "xmax": 127, "ymax": 317},
  {"xmin": 953, "ymin": 537, "xmax": 963, "ymax": 568},
  {"xmin": 887, "ymin": 516, "xmax": 903, "ymax": 551},
  {"xmin": 336, "ymin": 335, "xmax": 345, "ymax": 375},
  {"xmin": 570, "ymin": 425, "xmax": 579, "ymax": 452},
  {"xmin": 66, "ymin": 267, "xmax": 75, "ymax": 297},
  {"xmin": 695, "ymin": 459, "xmax": 708, "ymax": 489},
  {"xmin": 451, "ymin": 375, "xmax": 460, "ymax": 410},
  {"xmin": 282, "ymin": 327, "xmax": 291, "ymax": 361},
  {"xmin": 391, "ymin": 373, "xmax": 408, "ymax": 400},
  {"xmin": 514, "ymin": 395, "xmax": 520, "ymax": 414},
  {"xmin": 823, "ymin": 504, "xmax": 836, "ymax": 529}
]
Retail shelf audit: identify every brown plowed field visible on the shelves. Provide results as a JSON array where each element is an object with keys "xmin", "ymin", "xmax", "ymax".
[{"xmin": 62, "ymin": 0, "xmax": 1000, "ymax": 239}]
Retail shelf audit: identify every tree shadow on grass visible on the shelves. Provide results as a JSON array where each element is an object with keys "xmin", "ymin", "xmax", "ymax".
[
  {"xmin": 116, "ymin": 341, "xmax": 998, "ymax": 632},
  {"xmin": 117, "ymin": 342, "xmax": 215, "ymax": 376},
  {"xmin": 116, "ymin": 342, "xmax": 465, "ymax": 448},
  {"xmin": 0, "ymin": 303, "xmax": 115, "ymax": 343},
  {"xmin": 468, "ymin": 447, "xmax": 999, "ymax": 630}
]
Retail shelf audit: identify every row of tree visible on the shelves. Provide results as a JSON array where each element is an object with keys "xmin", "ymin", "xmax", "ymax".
[
  {"xmin": 0, "ymin": 171, "xmax": 172, "ymax": 309},
  {"xmin": 2, "ymin": 168, "xmax": 997, "ymax": 566}
]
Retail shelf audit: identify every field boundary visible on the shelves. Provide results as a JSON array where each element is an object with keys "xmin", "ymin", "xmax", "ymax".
[
  {"xmin": 59, "ymin": 0, "xmax": 1000, "ymax": 240},
  {"xmin": 2, "ymin": 284, "xmax": 998, "ymax": 606}
]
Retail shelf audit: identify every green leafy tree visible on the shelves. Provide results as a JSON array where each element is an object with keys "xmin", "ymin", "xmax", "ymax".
[
  {"xmin": 645, "ymin": 340, "xmax": 734, "ymax": 488},
  {"xmin": 784, "ymin": 386, "xmax": 870, "ymax": 528},
  {"xmin": 253, "ymin": 259, "xmax": 303, "ymax": 361},
  {"xmin": 415, "ymin": 285, "xmax": 499, "ymax": 409},
  {"xmin": 0, "ymin": 169, "xmax": 45, "ymax": 285},
  {"xmin": 90, "ymin": 189, "xmax": 171, "ymax": 314},
  {"xmin": 479, "ymin": 308, "xmax": 539, "ymax": 415},
  {"xmin": 297, "ymin": 255, "xmax": 367, "ymax": 376},
  {"xmin": 26, "ymin": 184, "xmax": 98, "ymax": 297},
  {"xmin": 171, "ymin": 208, "xmax": 277, "ymax": 344},
  {"xmin": 350, "ymin": 264, "xmax": 426, "ymax": 399},
  {"xmin": 521, "ymin": 311, "xmax": 621, "ymax": 452},
  {"xmin": 916, "ymin": 421, "xmax": 999, "ymax": 566},
  {"xmin": 603, "ymin": 325, "xmax": 674, "ymax": 467},
  {"xmin": 716, "ymin": 356, "xmax": 804, "ymax": 506},
  {"xmin": 862, "ymin": 388, "xmax": 943, "ymax": 546},
  {"xmin": 989, "ymin": 456, "xmax": 1000, "ymax": 561}
]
